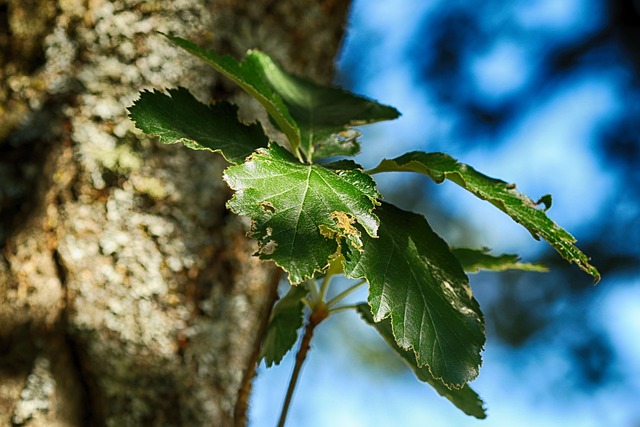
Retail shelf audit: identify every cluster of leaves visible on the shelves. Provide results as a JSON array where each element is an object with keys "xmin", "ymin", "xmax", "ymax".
[{"xmin": 128, "ymin": 34, "xmax": 600, "ymax": 420}]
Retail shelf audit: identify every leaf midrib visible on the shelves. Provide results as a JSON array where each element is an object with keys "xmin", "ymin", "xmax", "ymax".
[{"xmin": 382, "ymin": 231, "xmax": 479, "ymax": 376}]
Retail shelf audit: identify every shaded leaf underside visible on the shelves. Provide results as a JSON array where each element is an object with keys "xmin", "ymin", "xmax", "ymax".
[
  {"xmin": 165, "ymin": 34, "xmax": 399, "ymax": 162},
  {"xmin": 250, "ymin": 51, "xmax": 400, "ymax": 160},
  {"xmin": 452, "ymin": 248, "xmax": 548, "ymax": 273},
  {"xmin": 128, "ymin": 87, "xmax": 268, "ymax": 164},
  {"xmin": 164, "ymin": 34, "xmax": 301, "ymax": 154}
]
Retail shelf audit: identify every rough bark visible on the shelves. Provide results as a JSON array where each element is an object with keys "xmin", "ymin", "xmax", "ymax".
[{"xmin": 0, "ymin": 1, "xmax": 350, "ymax": 426}]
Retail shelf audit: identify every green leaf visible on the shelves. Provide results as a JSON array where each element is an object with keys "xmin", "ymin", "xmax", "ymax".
[
  {"xmin": 249, "ymin": 51, "xmax": 400, "ymax": 161},
  {"xmin": 343, "ymin": 202, "xmax": 485, "ymax": 388},
  {"xmin": 452, "ymin": 248, "xmax": 548, "ymax": 273},
  {"xmin": 163, "ymin": 35, "xmax": 301, "ymax": 156},
  {"xmin": 224, "ymin": 143, "xmax": 380, "ymax": 284},
  {"xmin": 370, "ymin": 152, "xmax": 601, "ymax": 283},
  {"xmin": 128, "ymin": 88, "xmax": 267, "ymax": 164},
  {"xmin": 260, "ymin": 285, "xmax": 308, "ymax": 367},
  {"xmin": 357, "ymin": 304, "xmax": 486, "ymax": 419}
]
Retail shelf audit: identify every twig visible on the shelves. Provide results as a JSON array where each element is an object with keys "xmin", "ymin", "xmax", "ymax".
[{"xmin": 276, "ymin": 308, "xmax": 327, "ymax": 427}]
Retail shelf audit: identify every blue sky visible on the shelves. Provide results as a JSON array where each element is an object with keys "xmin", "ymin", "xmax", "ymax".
[{"xmin": 249, "ymin": 1, "xmax": 640, "ymax": 425}]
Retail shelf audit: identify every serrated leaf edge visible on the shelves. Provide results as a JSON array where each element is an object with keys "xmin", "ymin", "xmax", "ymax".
[
  {"xmin": 162, "ymin": 34, "xmax": 302, "ymax": 155},
  {"xmin": 223, "ymin": 143, "xmax": 381, "ymax": 283},
  {"xmin": 370, "ymin": 152, "xmax": 600, "ymax": 283}
]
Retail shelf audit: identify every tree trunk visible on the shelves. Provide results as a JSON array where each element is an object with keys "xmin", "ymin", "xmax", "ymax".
[{"xmin": 0, "ymin": 1, "xmax": 350, "ymax": 426}]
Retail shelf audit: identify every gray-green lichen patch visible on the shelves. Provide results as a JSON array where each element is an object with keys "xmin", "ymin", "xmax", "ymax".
[
  {"xmin": 1, "ymin": 223, "xmax": 65, "ymax": 331},
  {"xmin": 46, "ymin": 1, "xmax": 267, "ymax": 423},
  {"xmin": 0, "ymin": 0, "xmax": 57, "ymax": 140},
  {"xmin": 12, "ymin": 356, "xmax": 56, "ymax": 426}
]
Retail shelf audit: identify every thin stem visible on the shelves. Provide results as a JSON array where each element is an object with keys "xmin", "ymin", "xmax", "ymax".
[
  {"xmin": 328, "ymin": 304, "xmax": 361, "ymax": 314},
  {"xmin": 325, "ymin": 279, "xmax": 366, "ymax": 308},
  {"xmin": 306, "ymin": 278, "xmax": 320, "ymax": 305},
  {"xmin": 364, "ymin": 167, "xmax": 383, "ymax": 175},
  {"xmin": 294, "ymin": 146, "xmax": 309, "ymax": 164},
  {"xmin": 275, "ymin": 259, "xmax": 345, "ymax": 426},
  {"xmin": 277, "ymin": 309, "xmax": 328, "ymax": 427},
  {"xmin": 319, "ymin": 256, "xmax": 345, "ymax": 301},
  {"xmin": 318, "ymin": 272, "xmax": 332, "ymax": 302}
]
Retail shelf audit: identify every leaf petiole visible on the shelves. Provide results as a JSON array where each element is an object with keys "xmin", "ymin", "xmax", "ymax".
[
  {"xmin": 293, "ymin": 146, "xmax": 305, "ymax": 164},
  {"xmin": 328, "ymin": 304, "xmax": 361, "ymax": 314},
  {"xmin": 318, "ymin": 274, "xmax": 332, "ymax": 303},
  {"xmin": 300, "ymin": 297, "xmax": 312, "ymax": 309},
  {"xmin": 319, "ymin": 256, "xmax": 345, "ymax": 301},
  {"xmin": 325, "ymin": 279, "xmax": 367, "ymax": 308},
  {"xmin": 305, "ymin": 278, "xmax": 321, "ymax": 306}
]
